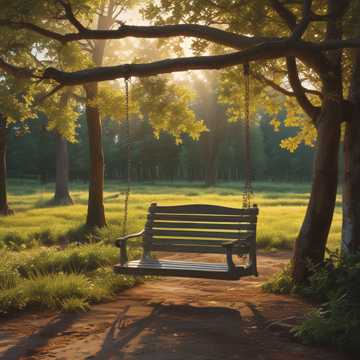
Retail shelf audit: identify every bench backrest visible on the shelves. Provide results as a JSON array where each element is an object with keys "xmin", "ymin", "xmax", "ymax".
[{"xmin": 142, "ymin": 203, "xmax": 258, "ymax": 256}]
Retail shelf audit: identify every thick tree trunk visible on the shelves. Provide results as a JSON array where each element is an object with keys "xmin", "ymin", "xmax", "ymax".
[
  {"xmin": 342, "ymin": 49, "xmax": 360, "ymax": 254},
  {"xmin": 292, "ymin": 95, "xmax": 341, "ymax": 282},
  {"xmin": 0, "ymin": 116, "xmax": 13, "ymax": 216},
  {"xmin": 292, "ymin": 0, "xmax": 343, "ymax": 283},
  {"xmin": 52, "ymin": 132, "xmax": 73, "ymax": 205},
  {"xmin": 85, "ymin": 82, "xmax": 106, "ymax": 228}
]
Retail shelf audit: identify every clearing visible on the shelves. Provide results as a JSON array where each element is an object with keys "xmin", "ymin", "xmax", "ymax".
[{"xmin": 0, "ymin": 252, "xmax": 352, "ymax": 360}]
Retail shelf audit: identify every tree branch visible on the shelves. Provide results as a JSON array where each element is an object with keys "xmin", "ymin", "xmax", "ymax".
[
  {"xmin": 251, "ymin": 69, "xmax": 321, "ymax": 98},
  {"xmin": 0, "ymin": 20, "xmax": 278, "ymax": 49},
  {"xmin": 41, "ymin": 40, "xmax": 326, "ymax": 86},
  {"xmin": 0, "ymin": 19, "xmax": 67, "ymax": 43},
  {"xmin": 291, "ymin": 0, "xmax": 312, "ymax": 39},
  {"xmin": 0, "ymin": 58, "xmax": 34, "ymax": 79},
  {"xmin": 269, "ymin": 0, "xmax": 297, "ymax": 30},
  {"xmin": 286, "ymin": 57, "xmax": 320, "ymax": 122},
  {"xmin": 55, "ymin": 0, "xmax": 86, "ymax": 32}
]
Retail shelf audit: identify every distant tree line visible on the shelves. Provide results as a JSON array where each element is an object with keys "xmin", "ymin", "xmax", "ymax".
[{"xmin": 7, "ymin": 112, "xmax": 314, "ymax": 185}]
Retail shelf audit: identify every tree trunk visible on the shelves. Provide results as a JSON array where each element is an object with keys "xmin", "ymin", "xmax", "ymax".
[
  {"xmin": 292, "ymin": 94, "xmax": 341, "ymax": 282},
  {"xmin": 52, "ymin": 132, "xmax": 73, "ymax": 205},
  {"xmin": 0, "ymin": 116, "xmax": 13, "ymax": 216},
  {"xmin": 85, "ymin": 82, "xmax": 106, "ymax": 228},
  {"xmin": 292, "ymin": 0, "xmax": 343, "ymax": 283},
  {"xmin": 83, "ymin": 2, "xmax": 115, "ymax": 228},
  {"xmin": 342, "ymin": 49, "xmax": 360, "ymax": 254}
]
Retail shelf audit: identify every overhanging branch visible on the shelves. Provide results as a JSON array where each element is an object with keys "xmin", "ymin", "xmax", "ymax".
[
  {"xmin": 41, "ymin": 41, "xmax": 322, "ymax": 86},
  {"xmin": 0, "ymin": 19, "xmax": 277, "ymax": 49}
]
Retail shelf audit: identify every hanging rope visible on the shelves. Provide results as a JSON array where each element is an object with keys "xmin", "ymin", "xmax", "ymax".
[
  {"xmin": 122, "ymin": 77, "xmax": 131, "ymax": 236},
  {"xmin": 242, "ymin": 63, "xmax": 253, "ymax": 208}
]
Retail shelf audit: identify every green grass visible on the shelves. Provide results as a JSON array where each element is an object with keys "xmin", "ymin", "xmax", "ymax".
[
  {"xmin": 0, "ymin": 179, "xmax": 342, "ymax": 251},
  {"xmin": 0, "ymin": 180, "xmax": 343, "ymax": 316},
  {"xmin": 0, "ymin": 243, "xmax": 142, "ymax": 315}
]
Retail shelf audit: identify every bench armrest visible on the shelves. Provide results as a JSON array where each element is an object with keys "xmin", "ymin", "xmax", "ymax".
[
  {"xmin": 222, "ymin": 236, "xmax": 255, "ymax": 272},
  {"xmin": 115, "ymin": 229, "xmax": 144, "ymax": 265},
  {"xmin": 221, "ymin": 237, "xmax": 250, "ymax": 249},
  {"xmin": 115, "ymin": 229, "xmax": 145, "ymax": 247}
]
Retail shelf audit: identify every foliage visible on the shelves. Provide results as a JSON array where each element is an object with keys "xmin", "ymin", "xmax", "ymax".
[
  {"xmin": 133, "ymin": 77, "xmax": 207, "ymax": 143},
  {"xmin": 7, "ymin": 107, "xmax": 316, "ymax": 184},
  {"xmin": 262, "ymin": 264, "xmax": 294, "ymax": 294},
  {"xmin": 264, "ymin": 252, "xmax": 360, "ymax": 353}
]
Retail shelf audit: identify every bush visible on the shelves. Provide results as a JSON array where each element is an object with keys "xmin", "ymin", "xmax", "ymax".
[
  {"xmin": 263, "ymin": 252, "xmax": 360, "ymax": 353},
  {"xmin": 292, "ymin": 252, "xmax": 360, "ymax": 352},
  {"xmin": 262, "ymin": 264, "xmax": 294, "ymax": 294}
]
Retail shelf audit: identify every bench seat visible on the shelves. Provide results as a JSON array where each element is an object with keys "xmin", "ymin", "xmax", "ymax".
[
  {"xmin": 114, "ymin": 203, "xmax": 259, "ymax": 280},
  {"xmin": 114, "ymin": 259, "xmax": 251, "ymax": 280}
]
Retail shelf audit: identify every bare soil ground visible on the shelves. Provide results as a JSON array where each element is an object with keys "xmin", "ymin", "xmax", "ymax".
[{"xmin": 0, "ymin": 252, "xmax": 353, "ymax": 360}]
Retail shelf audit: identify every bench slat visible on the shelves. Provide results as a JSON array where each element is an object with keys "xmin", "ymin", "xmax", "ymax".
[
  {"xmin": 126, "ymin": 259, "xmax": 230, "ymax": 270},
  {"xmin": 152, "ymin": 214, "xmax": 257, "ymax": 223},
  {"xmin": 150, "ymin": 244, "xmax": 249, "ymax": 254},
  {"xmin": 152, "ymin": 229, "xmax": 247, "ymax": 239},
  {"xmin": 152, "ymin": 222, "xmax": 256, "ymax": 231},
  {"xmin": 153, "ymin": 204, "xmax": 258, "ymax": 215},
  {"xmin": 150, "ymin": 239, "xmax": 249, "ymax": 246}
]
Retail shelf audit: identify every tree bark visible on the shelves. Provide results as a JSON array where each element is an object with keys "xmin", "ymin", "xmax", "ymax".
[
  {"xmin": 52, "ymin": 132, "xmax": 73, "ymax": 205},
  {"xmin": 342, "ymin": 48, "xmax": 360, "ymax": 254},
  {"xmin": 0, "ymin": 116, "xmax": 13, "ymax": 216},
  {"xmin": 292, "ymin": 0, "xmax": 344, "ymax": 283},
  {"xmin": 85, "ymin": 82, "xmax": 106, "ymax": 228},
  {"xmin": 292, "ymin": 97, "xmax": 341, "ymax": 282},
  {"xmin": 83, "ymin": 1, "xmax": 115, "ymax": 228}
]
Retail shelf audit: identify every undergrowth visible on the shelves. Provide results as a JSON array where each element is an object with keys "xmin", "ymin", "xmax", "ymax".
[
  {"xmin": 0, "ymin": 243, "xmax": 142, "ymax": 315},
  {"xmin": 263, "ymin": 251, "xmax": 360, "ymax": 353}
]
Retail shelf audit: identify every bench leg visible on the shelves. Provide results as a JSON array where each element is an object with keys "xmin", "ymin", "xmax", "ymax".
[
  {"xmin": 225, "ymin": 247, "xmax": 236, "ymax": 270},
  {"xmin": 120, "ymin": 241, "xmax": 128, "ymax": 265}
]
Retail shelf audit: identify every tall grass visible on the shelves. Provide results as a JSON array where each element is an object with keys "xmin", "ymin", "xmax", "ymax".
[{"xmin": 0, "ymin": 243, "xmax": 142, "ymax": 315}]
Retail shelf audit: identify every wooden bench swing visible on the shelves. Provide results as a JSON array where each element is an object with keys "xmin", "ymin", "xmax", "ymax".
[{"xmin": 114, "ymin": 64, "xmax": 259, "ymax": 280}]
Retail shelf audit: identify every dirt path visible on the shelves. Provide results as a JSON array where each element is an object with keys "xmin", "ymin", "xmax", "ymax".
[{"xmin": 0, "ymin": 252, "xmax": 353, "ymax": 360}]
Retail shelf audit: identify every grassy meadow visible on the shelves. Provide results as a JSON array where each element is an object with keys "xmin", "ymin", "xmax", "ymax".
[
  {"xmin": 0, "ymin": 179, "xmax": 342, "ymax": 315},
  {"xmin": 0, "ymin": 179, "xmax": 342, "ymax": 251}
]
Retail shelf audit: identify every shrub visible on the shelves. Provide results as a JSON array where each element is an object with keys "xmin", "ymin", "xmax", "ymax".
[
  {"xmin": 292, "ymin": 252, "xmax": 360, "ymax": 352},
  {"xmin": 262, "ymin": 264, "xmax": 294, "ymax": 294},
  {"xmin": 264, "ymin": 252, "xmax": 360, "ymax": 353}
]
